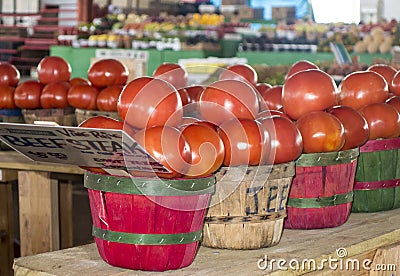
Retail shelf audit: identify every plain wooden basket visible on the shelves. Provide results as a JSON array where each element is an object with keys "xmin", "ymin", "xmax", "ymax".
[
  {"xmin": 22, "ymin": 107, "xmax": 76, "ymax": 126},
  {"xmin": 202, "ymin": 162, "xmax": 295, "ymax": 250}
]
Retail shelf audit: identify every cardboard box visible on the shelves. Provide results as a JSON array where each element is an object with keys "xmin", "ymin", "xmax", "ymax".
[
  {"xmin": 272, "ymin": 7, "xmax": 296, "ymax": 21},
  {"xmin": 238, "ymin": 6, "xmax": 254, "ymax": 19}
]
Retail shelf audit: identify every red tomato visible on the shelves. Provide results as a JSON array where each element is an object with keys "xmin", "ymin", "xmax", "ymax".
[
  {"xmin": 218, "ymin": 118, "xmax": 270, "ymax": 166},
  {"xmin": 67, "ymin": 84, "xmax": 99, "ymax": 110},
  {"xmin": 69, "ymin": 77, "xmax": 91, "ymax": 87},
  {"xmin": 96, "ymin": 85, "xmax": 123, "ymax": 112},
  {"xmin": 359, "ymin": 103, "xmax": 400, "ymax": 139},
  {"xmin": 180, "ymin": 116, "xmax": 201, "ymax": 125},
  {"xmin": 78, "ymin": 116, "xmax": 123, "ymax": 174},
  {"xmin": 177, "ymin": 87, "xmax": 190, "ymax": 106},
  {"xmin": 219, "ymin": 64, "xmax": 258, "ymax": 86},
  {"xmin": 37, "ymin": 56, "xmax": 71, "ymax": 84},
  {"xmin": 79, "ymin": 115, "xmax": 123, "ymax": 129},
  {"xmin": 0, "ymin": 62, "xmax": 20, "ymax": 87},
  {"xmin": 285, "ymin": 60, "xmax": 319, "ymax": 80},
  {"xmin": 327, "ymin": 105, "xmax": 369, "ymax": 150},
  {"xmin": 117, "ymin": 77, "xmax": 183, "ymax": 129},
  {"xmin": 181, "ymin": 123, "xmax": 225, "ymax": 177},
  {"xmin": 339, "ymin": 71, "xmax": 389, "ymax": 110},
  {"xmin": 256, "ymin": 109, "xmax": 291, "ymax": 120},
  {"xmin": 391, "ymin": 70, "xmax": 400, "ymax": 96},
  {"xmin": 258, "ymin": 116, "xmax": 303, "ymax": 164},
  {"xmin": 198, "ymin": 79, "xmax": 259, "ymax": 125},
  {"xmin": 255, "ymin": 83, "xmax": 272, "ymax": 95},
  {"xmin": 260, "ymin": 85, "xmax": 283, "ymax": 110},
  {"xmin": 40, "ymin": 81, "xmax": 71, "ymax": 109},
  {"xmin": 386, "ymin": 96, "xmax": 400, "ymax": 113},
  {"xmin": 152, "ymin": 62, "xmax": 188, "ymax": 89},
  {"xmin": 367, "ymin": 64, "xmax": 397, "ymax": 94},
  {"xmin": 132, "ymin": 126, "xmax": 191, "ymax": 178},
  {"xmin": 296, "ymin": 111, "xmax": 345, "ymax": 153},
  {"xmin": 0, "ymin": 86, "xmax": 16, "ymax": 109},
  {"xmin": 282, "ymin": 69, "xmax": 339, "ymax": 120},
  {"xmin": 185, "ymin": 85, "xmax": 204, "ymax": 103},
  {"xmin": 14, "ymin": 80, "xmax": 44, "ymax": 109},
  {"xmin": 88, "ymin": 59, "xmax": 128, "ymax": 87}
]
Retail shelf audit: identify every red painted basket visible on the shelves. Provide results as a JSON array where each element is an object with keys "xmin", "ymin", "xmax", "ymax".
[
  {"xmin": 84, "ymin": 171, "xmax": 215, "ymax": 271},
  {"xmin": 284, "ymin": 148, "xmax": 359, "ymax": 229},
  {"xmin": 352, "ymin": 137, "xmax": 400, "ymax": 212}
]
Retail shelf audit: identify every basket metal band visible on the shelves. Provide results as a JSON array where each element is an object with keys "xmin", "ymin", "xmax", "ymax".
[
  {"xmin": 92, "ymin": 225, "xmax": 202, "ymax": 245},
  {"xmin": 84, "ymin": 171, "xmax": 215, "ymax": 196},
  {"xmin": 287, "ymin": 191, "xmax": 354, "ymax": 208},
  {"xmin": 204, "ymin": 210, "xmax": 287, "ymax": 224},
  {"xmin": 295, "ymin": 148, "xmax": 359, "ymax": 167}
]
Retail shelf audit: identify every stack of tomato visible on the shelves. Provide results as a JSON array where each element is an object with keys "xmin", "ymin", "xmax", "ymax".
[
  {"xmin": 0, "ymin": 62, "xmax": 21, "ymax": 109},
  {"xmin": 80, "ymin": 62, "xmax": 305, "ymax": 179}
]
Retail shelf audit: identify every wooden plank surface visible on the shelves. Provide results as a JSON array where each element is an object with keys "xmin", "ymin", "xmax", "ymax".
[
  {"xmin": 13, "ymin": 208, "xmax": 400, "ymax": 275},
  {"xmin": 59, "ymin": 180, "xmax": 73, "ymax": 249},
  {"xmin": 18, "ymin": 171, "xmax": 60, "ymax": 256}
]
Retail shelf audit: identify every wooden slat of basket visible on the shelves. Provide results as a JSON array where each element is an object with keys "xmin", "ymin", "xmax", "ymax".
[{"xmin": 22, "ymin": 108, "xmax": 76, "ymax": 126}]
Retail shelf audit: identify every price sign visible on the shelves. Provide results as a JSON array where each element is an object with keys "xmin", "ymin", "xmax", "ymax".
[{"xmin": 0, "ymin": 123, "xmax": 170, "ymax": 173}]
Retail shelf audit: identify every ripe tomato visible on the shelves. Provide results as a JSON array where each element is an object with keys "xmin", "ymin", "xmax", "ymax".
[
  {"xmin": 88, "ymin": 59, "xmax": 129, "ymax": 88},
  {"xmin": 256, "ymin": 109, "xmax": 291, "ymax": 120},
  {"xmin": 96, "ymin": 85, "xmax": 123, "ymax": 112},
  {"xmin": 177, "ymin": 87, "xmax": 190, "ymax": 106},
  {"xmin": 359, "ymin": 103, "xmax": 400, "ymax": 139},
  {"xmin": 327, "ymin": 105, "xmax": 369, "ymax": 150},
  {"xmin": 285, "ymin": 60, "xmax": 319, "ymax": 80},
  {"xmin": 181, "ymin": 123, "xmax": 225, "ymax": 177},
  {"xmin": 118, "ymin": 77, "xmax": 182, "ymax": 129},
  {"xmin": 69, "ymin": 77, "xmax": 91, "ymax": 87},
  {"xmin": 132, "ymin": 125, "xmax": 191, "ymax": 178},
  {"xmin": 79, "ymin": 115, "xmax": 123, "ymax": 129},
  {"xmin": 185, "ymin": 85, "xmax": 204, "ymax": 103},
  {"xmin": 78, "ymin": 116, "xmax": 123, "ymax": 174},
  {"xmin": 67, "ymin": 84, "xmax": 99, "ymax": 110},
  {"xmin": 14, "ymin": 80, "xmax": 44, "ymax": 109},
  {"xmin": 0, "ymin": 62, "xmax": 20, "ymax": 87},
  {"xmin": 152, "ymin": 62, "xmax": 188, "ymax": 89},
  {"xmin": 255, "ymin": 83, "xmax": 272, "ymax": 94},
  {"xmin": 296, "ymin": 111, "xmax": 345, "ymax": 153},
  {"xmin": 339, "ymin": 71, "xmax": 389, "ymax": 110},
  {"xmin": 198, "ymin": 79, "xmax": 259, "ymax": 125},
  {"xmin": 0, "ymin": 86, "xmax": 16, "ymax": 109},
  {"xmin": 219, "ymin": 64, "xmax": 258, "ymax": 86},
  {"xmin": 258, "ymin": 116, "xmax": 303, "ymax": 164},
  {"xmin": 218, "ymin": 118, "xmax": 270, "ymax": 166},
  {"xmin": 180, "ymin": 116, "xmax": 201, "ymax": 125},
  {"xmin": 260, "ymin": 85, "xmax": 283, "ymax": 110},
  {"xmin": 386, "ymin": 96, "xmax": 400, "ymax": 113},
  {"xmin": 282, "ymin": 69, "xmax": 339, "ymax": 120},
  {"xmin": 391, "ymin": 70, "xmax": 400, "ymax": 96},
  {"xmin": 37, "ymin": 56, "xmax": 71, "ymax": 84},
  {"xmin": 40, "ymin": 81, "xmax": 71, "ymax": 109},
  {"xmin": 367, "ymin": 64, "xmax": 397, "ymax": 94}
]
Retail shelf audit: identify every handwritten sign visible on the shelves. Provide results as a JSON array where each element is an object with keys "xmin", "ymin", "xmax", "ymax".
[{"xmin": 0, "ymin": 123, "xmax": 170, "ymax": 173}]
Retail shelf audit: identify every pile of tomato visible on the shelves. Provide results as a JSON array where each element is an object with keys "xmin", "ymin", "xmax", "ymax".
[{"xmin": 1, "ymin": 56, "xmax": 400, "ymax": 180}]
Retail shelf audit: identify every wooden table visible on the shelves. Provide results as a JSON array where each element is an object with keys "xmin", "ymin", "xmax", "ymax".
[
  {"xmin": 0, "ymin": 151, "xmax": 84, "ymax": 275},
  {"xmin": 13, "ymin": 208, "xmax": 400, "ymax": 275}
]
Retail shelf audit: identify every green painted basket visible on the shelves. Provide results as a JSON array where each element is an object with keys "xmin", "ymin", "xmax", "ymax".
[{"xmin": 352, "ymin": 137, "xmax": 400, "ymax": 212}]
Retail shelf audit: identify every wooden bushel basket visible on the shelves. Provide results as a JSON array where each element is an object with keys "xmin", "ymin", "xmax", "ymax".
[
  {"xmin": 352, "ymin": 137, "xmax": 400, "ymax": 212},
  {"xmin": 75, "ymin": 108, "xmax": 121, "ymax": 125},
  {"xmin": 202, "ymin": 162, "xmax": 295, "ymax": 250},
  {"xmin": 84, "ymin": 171, "xmax": 215, "ymax": 271},
  {"xmin": 285, "ymin": 148, "xmax": 359, "ymax": 229},
  {"xmin": 22, "ymin": 107, "xmax": 76, "ymax": 126}
]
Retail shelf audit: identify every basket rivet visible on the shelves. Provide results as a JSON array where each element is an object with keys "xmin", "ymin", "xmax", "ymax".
[
  {"xmin": 141, "ymin": 182, "xmax": 146, "ymax": 187},
  {"xmin": 179, "ymin": 237, "xmax": 184, "ymax": 243},
  {"xmin": 159, "ymin": 238, "xmax": 165, "ymax": 244},
  {"xmin": 116, "ymin": 180, "xmax": 121, "ymax": 186},
  {"xmin": 97, "ymin": 178, "xmax": 101, "ymax": 183},
  {"xmin": 167, "ymin": 183, "xmax": 172, "ymax": 188},
  {"xmin": 191, "ymin": 182, "xmax": 196, "ymax": 189},
  {"xmin": 102, "ymin": 233, "xmax": 106, "ymax": 239},
  {"xmin": 85, "ymin": 175, "xmax": 89, "ymax": 180},
  {"xmin": 317, "ymin": 157, "xmax": 321, "ymax": 162},
  {"xmin": 193, "ymin": 235, "xmax": 197, "ymax": 241},
  {"xmin": 117, "ymin": 236, "xmax": 122, "ymax": 241}
]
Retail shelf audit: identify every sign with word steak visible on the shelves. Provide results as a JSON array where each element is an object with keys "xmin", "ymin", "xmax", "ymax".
[{"xmin": 0, "ymin": 123, "xmax": 170, "ymax": 173}]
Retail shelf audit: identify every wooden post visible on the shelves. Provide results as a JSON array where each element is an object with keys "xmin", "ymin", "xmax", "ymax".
[
  {"xmin": 0, "ymin": 170, "xmax": 15, "ymax": 276},
  {"xmin": 59, "ymin": 180, "xmax": 73, "ymax": 249},
  {"xmin": 18, "ymin": 171, "xmax": 59, "ymax": 256}
]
